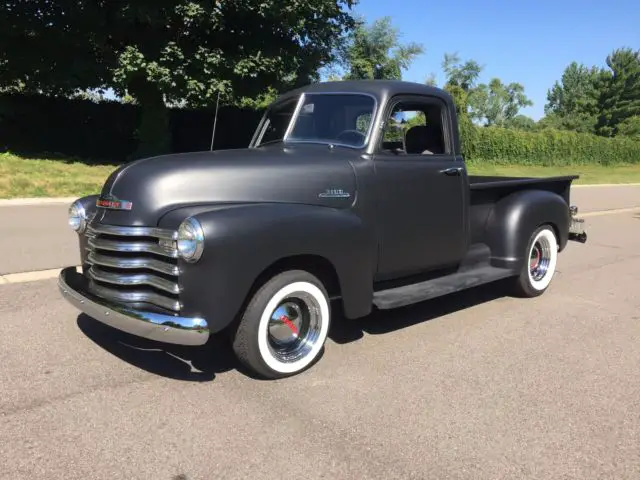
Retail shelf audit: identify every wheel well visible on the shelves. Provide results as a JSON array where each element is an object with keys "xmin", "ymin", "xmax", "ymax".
[
  {"xmin": 537, "ymin": 221, "xmax": 562, "ymax": 251},
  {"xmin": 253, "ymin": 255, "xmax": 342, "ymax": 299}
]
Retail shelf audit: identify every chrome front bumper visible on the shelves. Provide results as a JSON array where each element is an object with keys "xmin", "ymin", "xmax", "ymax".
[{"xmin": 58, "ymin": 267, "xmax": 209, "ymax": 346}]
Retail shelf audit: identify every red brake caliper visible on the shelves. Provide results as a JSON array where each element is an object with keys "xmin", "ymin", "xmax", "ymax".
[{"xmin": 279, "ymin": 315, "xmax": 299, "ymax": 335}]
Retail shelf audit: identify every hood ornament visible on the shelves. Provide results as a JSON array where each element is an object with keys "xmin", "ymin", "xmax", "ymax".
[{"xmin": 96, "ymin": 194, "xmax": 133, "ymax": 211}]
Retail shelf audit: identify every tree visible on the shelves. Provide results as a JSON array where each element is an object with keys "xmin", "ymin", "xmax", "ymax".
[
  {"xmin": 542, "ymin": 48, "xmax": 640, "ymax": 137},
  {"xmin": 438, "ymin": 53, "xmax": 482, "ymax": 158},
  {"xmin": 339, "ymin": 16, "xmax": 424, "ymax": 81},
  {"xmin": 424, "ymin": 73, "xmax": 438, "ymax": 87},
  {"xmin": 616, "ymin": 116, "xmax": 640, "ymax": 139},
  {"xmin": 596, "ymin": 47, "xmax": 640, "ymax": 137},
  {"xmin": 0, "ymin": 0, "xmax": 358, "ymax": 157},
  {"xmin": 442, "ymin": 53, "xmax": 482, "ymax": 92},
  {"xmin": 504, "ymin": 114, "xmax": 536, "ymax": 130},
  {"xmin": 469, "ymin": 78, "xmax": 533, "ymax": 126},
  {"xmin": 543, "ymin": 62, "xmax": 606, "ymax": 133}
]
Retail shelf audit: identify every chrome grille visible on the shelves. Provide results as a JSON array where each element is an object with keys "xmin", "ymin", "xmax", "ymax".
[{"xmin": 84, "ymin": 224, "xmax": 181, "ymax": 313}]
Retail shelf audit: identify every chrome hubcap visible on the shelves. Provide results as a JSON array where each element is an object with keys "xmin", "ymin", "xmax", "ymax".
[
  {"xmin": 268, "ymin": 302, "xmax": 304, "ymax": 346},
  {"xmin": 267, "ymin": 293, "xmax": 322, "ymax": 364},
  {"xmin": 529, "ymin": 237, "xmax": 552, "ymax": 281}
]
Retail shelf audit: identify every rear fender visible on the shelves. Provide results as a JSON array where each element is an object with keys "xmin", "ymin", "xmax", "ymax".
[
  {"xmin": 483, "ymin": 190, "xmax": 570, "ymax": 270},
  {"xmin": 159, "ymin": 203, "xmax": 376, "ymax": 333}
]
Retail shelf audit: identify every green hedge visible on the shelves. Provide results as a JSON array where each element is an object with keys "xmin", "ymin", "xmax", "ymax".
[
  {"xmin": 464, "ymin": 125, "xmax": 640, "ymax": 166},
  {"xmin": 0, "ymin": 93, "xmax": 263, "ymax": 162},
  {"xmin": 2, "ymin": 92, "xmax": 639, "ymax": 166}
]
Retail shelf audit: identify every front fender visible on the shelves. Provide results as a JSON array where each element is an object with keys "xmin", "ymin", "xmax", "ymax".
[
  {"xmin": 483, "ymin": 189, "xmax": 570, "ymax": 270},
  {"xmin": 159, "ymin": 203, "xmax": 375, "ymax": 333},
  {"xmin": 73, "ymin": 194, "xmax": 99, "ymax": 266}
]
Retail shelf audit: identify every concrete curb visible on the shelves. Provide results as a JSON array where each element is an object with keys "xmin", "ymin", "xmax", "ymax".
[
  {"xmin": 0, "ymin": 266, "xmax": 79, "ymax": 285},
  {"xmin": 0, "ymin": 197, "xmax": 77, "ymax": 207},
  {"xmin": 580, "ymin": 206, "xmax": 640, "ymax": 217},
  {"xmin": 573, "ymin": 183, "xmax": 640, "ymax": 188}
]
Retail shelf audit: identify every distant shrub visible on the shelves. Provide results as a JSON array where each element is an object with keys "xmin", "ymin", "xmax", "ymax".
[{"xmin": 464, "ymin": 125, "xmax": 640, "ymax": 166}]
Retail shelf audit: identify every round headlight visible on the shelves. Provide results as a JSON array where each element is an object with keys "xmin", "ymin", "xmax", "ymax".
[
  {"xmin": 68, "ymin": 201, "xmax": 87, "ymax": 233},
  {"xmin": 177, "ymin": 217, "xmax": 205, "ymax": 263}
]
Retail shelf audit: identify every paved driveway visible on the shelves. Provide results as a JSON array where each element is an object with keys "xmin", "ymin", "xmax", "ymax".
[{"xmin": 1, "ymin": 211, "xmax": 639, "ymax": 479}]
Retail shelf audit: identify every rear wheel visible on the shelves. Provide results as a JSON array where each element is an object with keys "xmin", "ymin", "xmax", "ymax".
[
  {"xmin": 232, "ymin": 270, "xmax": 331, "ymax": 379},
  {"xmin": 512, "ymin": 225, "xmax": 558, "ymax": 297}
]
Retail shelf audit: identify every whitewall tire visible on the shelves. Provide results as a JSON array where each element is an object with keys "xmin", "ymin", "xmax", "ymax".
[
  {"xmin": 513, "ymin": 225, "xmax": 559, "ymax": 297},
  {"xmin": 232, "ymin": 270, "xmax": 331, "ymax": 379}
]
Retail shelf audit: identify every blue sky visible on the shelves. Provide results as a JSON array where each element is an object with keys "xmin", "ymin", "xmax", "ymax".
[{"xmin": 351, "ymin": 0, "xmax": 639, "ymax": 120}]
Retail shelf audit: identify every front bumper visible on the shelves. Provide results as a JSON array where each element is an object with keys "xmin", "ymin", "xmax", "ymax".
[{"xmin": 58, "ymin": 267, "xmax": 210, "ymax": 346}]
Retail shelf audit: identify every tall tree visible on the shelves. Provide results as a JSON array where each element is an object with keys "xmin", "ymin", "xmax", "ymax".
[
  {"xmin": 0, "ymin": 0, "xmax": 358, "ymax": 157},
  {"xmin": 596, "ymin": 47, "xmax": 640, "ymax": 137},
  {"xmin": 469, "ymin": 78, "xmax": 533, "ymax": 126},
  {"xmin": 439, "ymin": 53, "xmax": 483, "ymax": 158},
  {"xmin": 543, "ymin": 62, "xmax": 607, "ymax": 133},
  {"xmin": 340, "ymin": 16, "xmax": 424, "ymax": 80},
  {"xmin": 442, "ymin": 53, "xmax": 482, "ymax": 92}
]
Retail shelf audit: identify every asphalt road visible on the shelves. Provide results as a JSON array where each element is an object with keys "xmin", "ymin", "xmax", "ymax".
[
  {"xmin": 1, "ymin": 210, "xmax": 639, "ymax": 479},
  {"xmin": 1, "ymin": 184, "xmax": 639, "ymax": 275},
  {"xmin": 0, "ymin": 203, "xmax": 79, "ymax": 275}
]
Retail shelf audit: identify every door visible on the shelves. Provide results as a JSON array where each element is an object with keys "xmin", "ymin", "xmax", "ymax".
[{"xmin": 373, "ymin": 95, "xmax": 467, "ymax": 279}]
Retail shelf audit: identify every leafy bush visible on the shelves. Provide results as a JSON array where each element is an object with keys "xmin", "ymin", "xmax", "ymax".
[
  {"xmin": 464, "ymin": 125, "xmax": 640, "ymax": 165},
  {"xmin": 0, "ymin": 93, "xmax": 263, "ymax": 162}
]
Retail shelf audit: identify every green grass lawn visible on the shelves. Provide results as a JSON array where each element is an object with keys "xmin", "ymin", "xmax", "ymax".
[
  {"xmin": 1, "ymin": 152, "xmax": 639, "ymax": 199},
  {"xmin": 466, "ymin": 162, "xmax": 640, "ymax": 185},
  {"xmin": 0, "ymin": 153, "xmax": 116, "ymax": 199}
]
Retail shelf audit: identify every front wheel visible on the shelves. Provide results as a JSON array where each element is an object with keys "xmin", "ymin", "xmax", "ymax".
[
  {"xmin": 512, "ymin": 225, "xmax": 559, "ymax": 298},
  {"xmin": 232, "ymin": 270, "xmax": 331, "ymax": 379}
]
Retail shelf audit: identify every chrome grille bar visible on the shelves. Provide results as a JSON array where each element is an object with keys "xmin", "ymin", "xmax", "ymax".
[
  {"xmin": 88, "ymin": 224, "xmax": 178, "ymax": 241},
  {"xmin": 87, "ymin": 252, "xmax": 179, "ymax": 276},
  {"xmin": 88, "ymin": 281, "xmax": 181, "ymax": 312},
  {"xmin": 84, "ymin": 223, "xmax": 180, "ymax": 313},
  {"xmin": 88, "ymin": 267, "xmax": 180, "ymax": 295},
  {"xmin": 88, "ymin": 237, "xmax": 178, "ymax": 258}
]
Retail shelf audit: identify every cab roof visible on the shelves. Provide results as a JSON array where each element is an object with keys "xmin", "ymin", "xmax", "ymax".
[{"xmin": 276, "ymin": 79, "xmax": 455, "ymax": 106}]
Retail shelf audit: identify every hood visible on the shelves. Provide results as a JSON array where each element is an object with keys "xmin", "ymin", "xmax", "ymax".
[{"xmin": 94, "ymin": 144, "xmax": 359, "ymax": 227}]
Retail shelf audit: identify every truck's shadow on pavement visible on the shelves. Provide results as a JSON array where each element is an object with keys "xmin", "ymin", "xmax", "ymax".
[
  {"xmin": 77, "ymin": 314, "xmax": 235, "ymax": 381},
  {"xmin": 328, "ymin": 279, "xmax": 511, "ymax": 345},
  {"xmin": 76, "ymin": 279, "xmax": 510, "ymax": 381}
]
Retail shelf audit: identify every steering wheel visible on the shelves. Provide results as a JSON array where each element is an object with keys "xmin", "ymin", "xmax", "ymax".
[{"xmin": 335, "ymin": 129, "xmax": 366, "ymax": 145}]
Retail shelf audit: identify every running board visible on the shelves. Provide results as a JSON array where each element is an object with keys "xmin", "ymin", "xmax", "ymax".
[{"xmin": 373, "ymin": 265, "xmax": 514, "ymax": 310}]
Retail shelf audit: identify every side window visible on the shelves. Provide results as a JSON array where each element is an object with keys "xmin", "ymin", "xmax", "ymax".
[
  {"xmin": 380, "ymin": 99, "xmax": 447, "ymax": 156},
  {"xmin": 258, "ymin": 98, "xmax": 298, "ymax": 145}
]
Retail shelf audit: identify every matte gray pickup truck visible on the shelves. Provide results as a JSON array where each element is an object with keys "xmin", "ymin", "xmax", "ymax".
[{"xmin": 59, "ymin": 80, "xmax": 587, "ymax": 379}]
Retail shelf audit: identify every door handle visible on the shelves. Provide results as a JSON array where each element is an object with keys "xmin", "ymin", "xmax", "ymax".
[{"xmin": 439, "ymin": 167, "xmax": 462, "ymax": 176}]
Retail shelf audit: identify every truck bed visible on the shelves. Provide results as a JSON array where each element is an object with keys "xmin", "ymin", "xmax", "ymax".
[
  {"xmin": 467, "ymin": 174, "xmax": 579, "ymax": 244},
  {"xmin": 468, "ymin": 174, "xmax": 579, "ymax": 190}
]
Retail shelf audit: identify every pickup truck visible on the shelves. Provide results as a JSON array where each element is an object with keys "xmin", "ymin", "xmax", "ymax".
[{"xmin": 59, "ymin": 80, "xmax": 587, "ymax": 379}]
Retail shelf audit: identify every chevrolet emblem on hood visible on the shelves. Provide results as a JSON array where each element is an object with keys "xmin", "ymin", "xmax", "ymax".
[{"xmin": 96, "ymin": 195, "xmax": 133, "ymax": 211}]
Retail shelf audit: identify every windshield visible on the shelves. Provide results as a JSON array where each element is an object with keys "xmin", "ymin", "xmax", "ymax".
[{"xmin": 255, "ymin": 93, "xmax": 376, "ymax": 148}]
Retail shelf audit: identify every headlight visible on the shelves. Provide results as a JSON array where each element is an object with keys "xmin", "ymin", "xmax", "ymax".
[
  {"xmin": 177, "ymin": 217, "xmax": 205, "ymax": 263},
  {"xmin": 68, "ymin": 201, "xmax": 87, "ymax": 233}
]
